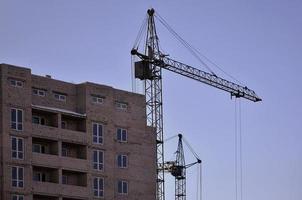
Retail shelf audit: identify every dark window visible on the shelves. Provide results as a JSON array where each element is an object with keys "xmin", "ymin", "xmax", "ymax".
[
  {"xmin": 33, "ymin": 172, "xmax": 46, "ymax": 182},
  {"xmin": 62, "ymin": 175, "xmax": 68, "ymax": 184},
  {"xmin": 33, "ymin": 88, "xmax": 46, "ymax": 96},
  {"xmin": 32, "ymin": 116, "xmax": 45, "ymax": 125},
  {"xmin": 11, "ymin": 137, "xmax": 23, "ymax": 159},
  {"xmin": 54, "ymin": 93, "xmax": 66, "ymax": 101},
  {"xmin": 117, "ymin": 154, "xmax": 127, "ymax": 168},
  {"xmin": 92, "ymin": 96, "xmax": 104, "ymax": 104},
  {"xmin": 118, "ymin": 180, "xmax": 128, "ymax": 194},
  {"xmin": 62, "ymin": 147, "xmax": 68, "ymax": 157},
  {"xmin": 10, "ymin": 79, "xmax": 23, "ymax": 88},
  {"xmin": 11, "ymin": 108, "xmax": 23, "ymax": 131},
  {"xmin": 93, "ymin": 150, "xmax": 104, "ymax": 170},
  {"xmin": 93, "ymin": 177, "xmax": 104, "ymax": 197},
  {"xmin": 12, "ymin": 166, "xmax": 23, "ymax": 188},
  {"xmin": 12, "ymin": 195, "xmax": 24, "ymax": 200},
  {"xmin": 93, "ymin": 123, "xmax": 103, "ymax": 144},
  {"xmin": 117, "ymin": 128, "xmax": 127, "ymax": 142},
  {"xmin": 32, "ymin": 144, "xmax": 47, "ymax": 154},
  {"xmin": 61, "ymin": 121, "xmax": 66, "ymax": 129}
]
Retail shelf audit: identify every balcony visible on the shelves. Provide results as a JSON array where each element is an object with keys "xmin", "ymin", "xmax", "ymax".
[
  {"xmin": 31, "ymin": 104, "xmax": 87, "ymax": 143},
  {"xmin": 32, "ymin": 139, "xmax": 87, "ymax": 170},
  {"xmin": 33, "ymin": 180, "xmax": 88, "ymax": 198},
  {"xmin": 32, "ymin": 137, "xmax": 58, "ymax": 155},
  {"xmin": 61, "ymin": 114, "xmax": 86, "ymax": 133},
  {"xmin": 32, "ymin": 124, "xmax": 88, "ymax": 144},
  {"xmin": 33, "ymin": 194, "xmax": 59, "ymax": 200},
  {"xmin": 32, "ymin": 108, "xmax": 58, "ymax": 128},
  {"xmin": 33, "ymin": 166, "xmax": 59, "ymax": 184},
  {"xmin": 62, "ymin": 169, "xmax": 87, "ymax": 187},
  {"xmin": 62, "ymin": 142, "xmax": 86, "ymax": 159}
]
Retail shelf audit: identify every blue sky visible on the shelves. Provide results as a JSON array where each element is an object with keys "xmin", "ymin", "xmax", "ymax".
[{"xmin": 1, "ymin": 0, "xmax": 301, "ymax": 200}]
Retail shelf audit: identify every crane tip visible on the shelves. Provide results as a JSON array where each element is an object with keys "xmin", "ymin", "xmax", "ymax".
[{"xmin": 147, "ymin": 8, "xmax": 155, "ymax": 16}]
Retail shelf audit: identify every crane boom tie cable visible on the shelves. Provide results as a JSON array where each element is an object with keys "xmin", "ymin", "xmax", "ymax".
[
  {"xmin": 235, "ymin": 98, "xmax": 243, "ymax": 200},
  {"xmin": 155, "ymin": 13, "xmax": 244, "ymax": 85}
]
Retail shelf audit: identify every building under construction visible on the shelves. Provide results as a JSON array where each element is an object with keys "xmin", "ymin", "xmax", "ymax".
[
  {"xmin": 0, "ymin": 7, "xmax": 261, "ymax": 200},
  {"xmin": 0, "ymin": 63, "xmax": 156, "ymax": 200}
]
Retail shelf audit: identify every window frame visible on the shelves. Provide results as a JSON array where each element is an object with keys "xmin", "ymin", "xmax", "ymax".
[
  {"xmin": 92, "ymin": 96, "xmax": 104, "ymax": 104},
  {"xmin": 92, "ymin": 123, "xmax": 103, "ymax": 144},
  {"xmin": 11, "ymin": 136, "xmax": 24, "ymax": 160},
  {"xmin": 117, "ymin": 180, "xmax": 128, "ymax": 195},
  {"xmin": 117, "ymin": 128, "xmax": 127, "ymax": 142},
  {"xmin": 32, "ymin": 115, "xmax": 46, "ymax": 125},
  {"xmin": 12, "ymin": 166, "xmax": 24, "ymax": 188},
  {"xmin": 54, "ymin": 92, "xmax": 66, "ymax": 102},
  {"xmin": 33, "ymin": 171, "xmax": 47, "ymax": 182},
  {"xmin": 93, "ymin": 177, "xmax": 104, "ymax": 198},
  {"xmin": 61, "ymin": 147, "xmax": 68, "ymax": 157},
  {"xmin": 11, "ymin": 108, "xmax": 23, "ymax": 131},
  {"xmin": 115, "ymin": 102, "xmax": 128, "ymax": 110},
  {"xmin": 61, "ymin": 121, "xmax": 67, "ymax": 129},
  {"xmin": 32, "ymin": 88, "xmax": 46, "ymax": 97},
  {"xmin": 62, "ymin": 175, "xmax": 68, "ymax": 184},
  {"xmin": 12, "ymin": 194, "xmax": 24, "ymax": 200},
  {"xmin": 32, "ymin": 143, "xmax": 47, "ymax": 154},
  {"xmin": 117, "ymin": 154, "xmax": 128, "ymax": 168},
  {"xmin": 93, "ymin": 150, "xmax": 104, "ymax": 171},
  {"xmin": 10, "ymin": 79, "xmax": 24, "ymax": 88}
]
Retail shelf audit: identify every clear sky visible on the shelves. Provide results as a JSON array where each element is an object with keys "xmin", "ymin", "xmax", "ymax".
[{"xmin": 1, "ymin": 0, "xmax": 301, "ymax": 200}]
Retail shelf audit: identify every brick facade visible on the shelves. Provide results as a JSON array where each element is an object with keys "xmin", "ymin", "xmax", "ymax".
[{"xmin": 0, "ymin": 63, "xmax": 156, "ymax": 200}]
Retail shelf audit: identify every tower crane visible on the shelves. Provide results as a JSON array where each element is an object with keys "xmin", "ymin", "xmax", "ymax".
[
  {"xmin": 131, "ymin": 8, "xmax": 261, "ymax": 200},
  {"xmin": 162, "ymin": 134, "xmax": 201, "ymax": 200}
]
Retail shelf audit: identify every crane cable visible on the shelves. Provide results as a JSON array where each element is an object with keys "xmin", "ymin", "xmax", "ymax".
[
  {"xmin": 196, "ymin": 163, "xmax": 202, "ymax": 200},
  {"xmin": 155, "ymin": 14, "xmax": 216, "ymax": 76},
  {"xmin": 234, "ymin": 98, "xmax": 243, "ymax": 200},
  {"xmin": 132, "ymin": 15, "xmax": 148, "ymax": 50},
  {"xmin": 154, "ymin": 13, "xmax": 244, "ymax": 85}
]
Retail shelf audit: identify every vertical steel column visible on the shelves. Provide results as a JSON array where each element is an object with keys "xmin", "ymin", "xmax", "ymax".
[
  {"xmin": 144, "ymin": 8, "xmax": 165, "ymax": 200},
  {"xmin": 175, "ymin": 134, "xmax": 186, "ymax": 200}
]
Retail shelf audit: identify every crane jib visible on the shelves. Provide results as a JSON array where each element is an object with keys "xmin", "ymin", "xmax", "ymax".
[{"xmin": 132, "ymin": 50, "xmax": 261, "ymax": 102}]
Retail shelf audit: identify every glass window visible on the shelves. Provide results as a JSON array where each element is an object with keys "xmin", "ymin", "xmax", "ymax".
[
  {"xmin": 117, "ymin": 154, "xmax": 127, "ymax": 168},
  {"xmin": 32, "ymin": 88, "xmax": 46, "ymax": 97},
  {"xmin": 116, "ymin": 102, "xmax": 128, "ymax": 110},
  {"xmin": 62, "ymin": 175, "xmax": 68, "ymax": 184},
  {"xmin": 117, "ymin": 128, "xmax": 127, "ymax": 142},
  {"xmin": 54, "ymin": 93, "xmax": 66, "ymax": 102},
  {"xmin": 93, "ymin": 123, "xmax": 103, "ymax": 144},
  {"xmin": 93, "ymin": 177, "xmax": 104, "ymax": 197},
  {"xmin": 32, "ymin": 144, "xmax": 47, "ymax": 154},
  {"xmin": 11, "ymin": 136, "xmax": 23, "ymax": 159},
  {"xmin": 33, "ymin": 171, "xmax": 46, "ymax": 182},
  {"xmin": 62, "ymin": 147, "xmax": 68, "ymax": 157},
  {"xmin": 12, "ymin": 166, "xmax": 24, "ymax": 188},
  {"xmin": 118, "ymin": 180, "xmax": 128, "ymax": 194},
  {"xmin": 11, "ymin": 108, "xmax": 23, "ymax": 131},
  {"xmin": 12, "ymin": 195, "xmax": 24, "ymax": 200},
  {"xmin": 10, "ymin": 79, "xmax": 23, "ymax": 88},
  {"xmin": 92, "ymin": 96, "xmax": 104, "ymax": 104},
  {"xmin": 93, "ymin": 150, "xmax": 104, "ymax": 171},
  {"xmin": 61, "ymin": 121, "xmax": 66, "ymax": 129},
  {"xmin": 32, "ymin": 116, "xmax": 45, "ymax": 125}
]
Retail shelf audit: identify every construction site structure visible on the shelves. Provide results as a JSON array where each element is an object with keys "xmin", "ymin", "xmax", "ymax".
[
  {"xmin": 162, "ymin": 134, "xmax": 201, "ymax": 200},
  {"xmin": 0, "ymin": 63, "xmax": 156, "ymax": 200},
  {"xmin": 131, "ymin": 8, "xmax": 261, "ymax": 200}
]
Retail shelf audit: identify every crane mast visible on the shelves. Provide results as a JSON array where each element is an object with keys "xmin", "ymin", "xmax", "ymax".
[
  {"xmin": 161, "ymin": 134, "xmax": 202, "ymax": 200},
  {"xmin": 131, "ymin": 8, "xmax": 261, "ymax": 200},
  {"xmin": 143, "ymin": 8, "xmax": 165, "ymax": 200}
]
